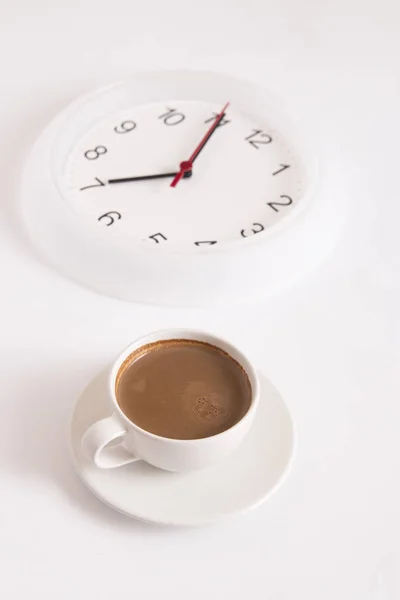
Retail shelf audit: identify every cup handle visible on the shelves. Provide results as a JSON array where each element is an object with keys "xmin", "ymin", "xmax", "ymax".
[{"xmin": 81, "ymin": 414, "xmax": 141, "ymax": 469}]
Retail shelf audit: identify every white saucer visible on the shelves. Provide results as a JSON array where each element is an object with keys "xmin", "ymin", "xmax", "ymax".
[{"xmin": 70, "ymin": 370, "xmax": 296, "ymax": 526}]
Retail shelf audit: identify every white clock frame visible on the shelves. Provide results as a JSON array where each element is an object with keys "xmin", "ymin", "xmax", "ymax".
[{"xmin": 20, "ymin": 70, "xmax": 341, "ymax": 307}]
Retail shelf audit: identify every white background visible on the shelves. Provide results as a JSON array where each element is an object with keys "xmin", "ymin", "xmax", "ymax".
[{"xmin": 0, "ymin": 1, "xmax": 399, "ymax": 598}]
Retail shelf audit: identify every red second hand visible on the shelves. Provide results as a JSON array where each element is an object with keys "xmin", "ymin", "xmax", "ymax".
[{"xmin": 170, "ymin": 102, "xmax": 229, "ymax": 188}]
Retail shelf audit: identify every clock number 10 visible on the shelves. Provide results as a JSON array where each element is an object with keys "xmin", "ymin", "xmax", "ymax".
[{"xmin": 158, "ymin": 107, "xmax": 185, "ymax": 126}]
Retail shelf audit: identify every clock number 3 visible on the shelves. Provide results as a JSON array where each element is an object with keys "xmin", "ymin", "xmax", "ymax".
[
  {"xmin": 98, "ymin": 211, "xmax": 121, "ymax": 226},
  {"xmin": 84, "ymin": 145, "xmax": 107, "ymax": 160},
  {"xmin": 158, "ymin": 107, "xmax": 185, "ymax": 126},
  {"xmin": 267, "ymin": 194, "xmax": 293, "ymax": 212},
  {"xmin": 241, "ymin": 223, "xmax": 264, "ymax": 238},
  {"xmin": 245, "ymin": 129, "xmax": 272, "ymax": 148}
]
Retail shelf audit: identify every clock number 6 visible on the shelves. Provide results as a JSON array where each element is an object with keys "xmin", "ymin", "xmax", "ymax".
[
  {"xmin": 241, "ymin": 223, "xmax": 264, "ymax": 238},
  {"xmin": 267, "ymin": 194, "xmax": 293, "ymax": 212},
  {"xmin": 84, "ymin": 146, "xmax": 107, "ymax": 160}
]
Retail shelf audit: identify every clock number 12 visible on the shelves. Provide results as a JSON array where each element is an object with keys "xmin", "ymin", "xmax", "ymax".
[{"xmin": 245, "ymin": 129, "xmax": 272, "ymax": 148}]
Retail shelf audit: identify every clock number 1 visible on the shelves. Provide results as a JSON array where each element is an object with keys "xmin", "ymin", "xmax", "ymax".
[{"xmin": 272, "ymin": 164, "xmax": 290, "ymax": 176}]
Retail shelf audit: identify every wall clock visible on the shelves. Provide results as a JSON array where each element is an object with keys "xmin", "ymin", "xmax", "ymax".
[{"xmin": 21, "ymin": 71, "xmax": 340, "ymax": 306}]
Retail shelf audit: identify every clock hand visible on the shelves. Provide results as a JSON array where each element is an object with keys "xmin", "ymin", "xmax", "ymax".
[
  {"xmin": 108, "ymin": 171, "xmax": 192, "ymax": 184},
  {"xmin": 170, "ymin": 102, "xmax": 229, "ymax": 188}
]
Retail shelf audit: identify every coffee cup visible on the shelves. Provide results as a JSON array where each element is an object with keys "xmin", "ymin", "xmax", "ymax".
[{"xmin": 81, "ymin": 329, "xmax": 260, "ymax": 472}]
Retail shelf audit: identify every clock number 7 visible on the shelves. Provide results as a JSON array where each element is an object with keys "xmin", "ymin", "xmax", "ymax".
[{"xmin": 80, "ymin": 177, "xmax": 106, "ymax": 191}]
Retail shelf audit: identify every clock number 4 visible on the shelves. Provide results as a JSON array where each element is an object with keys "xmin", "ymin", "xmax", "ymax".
[
  {"xmin": 98, "ymin": 211, "xmax": 121, "ymax": 226},
  {"xmin": 84, "ymin": 145, "xmax": 107, "ymax": 160},
  {"xmin": 245, "ymin": 129, "xmax": 272, "ymax": 148},
  {"xmin": 267, "ymin": 194, "xmax": 293, "ymax": 212},
  {"xmin": 241, "ymin": 223, "xmax": 264, "ymax": 238},
  {"xmin": 158, "ymin": 107, "xmax": 185, "ymax": 126}
]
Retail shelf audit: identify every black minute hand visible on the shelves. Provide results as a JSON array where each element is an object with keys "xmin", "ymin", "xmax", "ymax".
[{"xmin": 108, "ymin": 171, "xmax": 192, "ymax": 184}]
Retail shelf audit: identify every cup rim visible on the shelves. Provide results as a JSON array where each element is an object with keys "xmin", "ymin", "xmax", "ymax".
[{"xmin": 108, "ymin": 329, "xmax": 260, "ymax": 444}]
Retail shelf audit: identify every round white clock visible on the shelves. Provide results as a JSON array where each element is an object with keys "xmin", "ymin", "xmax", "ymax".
[{"xmin": 21, "ymin": 71, "xmax": 339, "ymax": 306}]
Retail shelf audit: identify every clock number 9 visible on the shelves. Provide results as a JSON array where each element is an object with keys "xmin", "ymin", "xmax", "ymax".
[
  {"xmin": 84, "ymin": 146, "xmax": 107, "ymax": 160},
  {"xmin": 158, "ymin": 107, "xmax": 185, "ymax": 126},
  {"xmin": 114, "ymin": 120, "xmax": 136, "ymax": 134}
]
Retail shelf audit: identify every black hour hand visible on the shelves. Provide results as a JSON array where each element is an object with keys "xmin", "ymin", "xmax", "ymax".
[{"xmin": 108, "ymin": 171, "xmax": 192, "ymax": 184}]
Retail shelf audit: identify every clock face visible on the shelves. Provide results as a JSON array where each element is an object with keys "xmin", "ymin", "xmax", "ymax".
[
  {"xmin": 62, "ymin": 99, "xmax": 308, "ymax": 250},
  {"xmin": 23, "ymin": 71, "xmax": 325, "ymax": 306}
]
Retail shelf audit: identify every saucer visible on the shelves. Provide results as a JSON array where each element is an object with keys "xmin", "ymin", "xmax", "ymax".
[{"xmin": 70, "ymin": 370, "xmax": 296, "ymax": 526}]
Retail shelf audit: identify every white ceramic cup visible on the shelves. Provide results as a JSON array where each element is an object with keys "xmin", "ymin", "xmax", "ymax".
[{"xmin": 81, "ymin": 329, "xmax": 260, "ymax": 472}]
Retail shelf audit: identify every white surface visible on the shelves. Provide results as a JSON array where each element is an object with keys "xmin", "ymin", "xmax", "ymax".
[
  {"xmin": 0, "ymin": 1, "xmax": 399, "ymax": 599},
  {"xmin": 72, "ymin": 369, "xmax": 294, "ymax": 524},
  {"xmin": 81, "ymin": 330, "xmax": 261, "ymax": 472}
]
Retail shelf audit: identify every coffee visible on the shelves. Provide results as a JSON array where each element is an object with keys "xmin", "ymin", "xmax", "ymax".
[{"xmin": 116, "ymin": 339, "xmax": 252, "ymax": 440}]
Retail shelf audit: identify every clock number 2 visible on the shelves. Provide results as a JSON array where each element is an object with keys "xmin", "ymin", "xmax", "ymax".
[
  {"xmin": 98, "ymin": 211, "xmax": 121, "ymax": 226},
  {"xmin": 158, "ymin": 107, "xmax": 185, "ymax": 126},
  {"xmin": 267, "ymin": 194, "xmax": 293, "ymax": 212},
  {"xmin": 241, "ymin": 223, "xmax": 264, "ymax": 238},
  {"xmin": 245, "ymin": 129, "xmax": 272, "ymax": 148}
]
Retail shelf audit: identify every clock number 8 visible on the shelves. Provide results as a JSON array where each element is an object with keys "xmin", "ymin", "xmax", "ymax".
[{"xmin": 84, "ymin": 146, "xmax": 107, "ymax": 160}]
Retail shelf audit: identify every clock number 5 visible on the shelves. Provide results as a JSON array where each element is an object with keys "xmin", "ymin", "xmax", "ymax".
[
  {"xmin": 98, "ymin": 211, "xmax": 121, "ymax": 226},
  {"xmin": 149, "ymin": 233, "xmax": 167, "ymax": 243},
  {"xmin": 267, "ymin": 195, "xmax": 293, "ymax": 212},
  {"xmin": 245, "ymin": 129, "xmax": 272, "ymax": 149},
  {"xmin": 241, "ymin": 223, "xmax": 264, "ymax": 238},
  {"xmin": 158, "ymin": 107, "xmax": 185, "ymax": 126},
  {"xmin": 84, "ymin": 145, "xmax": 107, "ymax": 160}
]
